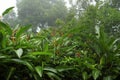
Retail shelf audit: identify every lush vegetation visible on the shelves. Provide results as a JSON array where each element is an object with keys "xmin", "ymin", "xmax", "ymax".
[{"xmin": 0, "ymin": 0, "xmax": 120, "ymax": 80}]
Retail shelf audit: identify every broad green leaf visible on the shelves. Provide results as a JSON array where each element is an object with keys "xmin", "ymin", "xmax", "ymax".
[
  {"xmin": 92, "ymin": 69, "xmax": 101, "ymax": 80},
  {"xmin": 2, "ymin": 7, "xmax": 14, "ymax": 16},
  {"xmin": 35, "ymin": 66, "xmax": 43, "ymax": 77},
  {"xmin": 82, "ymin": 72, "xmax": 88, "ymax": 80},
  {"xmin": 15, "ymin": 48, "xmax": 23, "ymax": 58}
]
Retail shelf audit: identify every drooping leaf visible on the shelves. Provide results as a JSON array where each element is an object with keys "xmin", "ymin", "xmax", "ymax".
[
  {"xmin": 35, "ymin": 66, "xmax": 43, "ymax": 77},
  {"xmin": 11, "ymin": 59, "xmax": 34, "ymax": 72},
  {"xmin": 2, "ymin": 7, "xmax": 14, "ymax": 16}
]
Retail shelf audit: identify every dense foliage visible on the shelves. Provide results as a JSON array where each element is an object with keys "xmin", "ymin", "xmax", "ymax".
[{"xmin": 0, "ymin": 0, "xmax": 120, "ymax": 80}]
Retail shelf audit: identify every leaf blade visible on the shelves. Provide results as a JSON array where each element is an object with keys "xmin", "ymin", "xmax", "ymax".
[{"xmin": 2, "ymin": 7, "xmax": 14, "ymax": 16}]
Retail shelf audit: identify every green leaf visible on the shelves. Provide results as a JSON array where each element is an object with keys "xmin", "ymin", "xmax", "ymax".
[
  {"xmin": 0, "ymin": 54, "xmax": 10, "ymax": 59},
  {"xmin": 44, "ymin": 42, "xmax": 49, "ymax": 52},
  {"xmin": 103, "ymin": 76, "xmax": 112, "ymax": 80},
  {"xmin": 0, "ymin": 21, "xmax": 12, "ymax": 35},
  {"xmin": 0, "ymin": 32, "xmax": 3, "ymax": 43},
  {"xmin": 100, "ymin": 56, "xmax": 105, "ymax": 65},
  {"xmin": 0, "ymin": 47, "xmax": 13, "ymax": 52},
  {"xmin": 6, "ymin": 67, "xmax": 15, "ymax": 80},
  {"xmin": 2, "ymin": 7, "xmax": 14, "ymax": 16},
  {"xmin": 44, "ymin": 67, "xmax": 57, "ymax": 73},
  {"xmin": 11, "ymin": 59, "xmax": 34, "ymax": 72},
  {"xmin": 29, "ymin": 52, "xmax": 53, "ymax": 56},
  {"xmin": 46, "ymin": 72, "xmax": 61, "ymax": 80},
  {"xmin": 1, "ymin": 34, "xmax": 7, "ymax": 48},
  {"xmin": 35, "ymin": 66, "xmax": 43, "ymax": 77},
  {"xmin": 16, "ymin": 25, "xmax": 31, "ymax": 38},
  {"xmin": 92, "ymin": 69, "xmax": 101, "ymax": 80},
  {"xmin": 82, "ymin": 72, "xmax": 88, "ymax": 80},
  {"xmin": 56, "ymin": 66, "xmax": 73, "ymax": 72},
  {"xmin": 15, "ymin": 48, "xmax": 23, "ymax": 58}
]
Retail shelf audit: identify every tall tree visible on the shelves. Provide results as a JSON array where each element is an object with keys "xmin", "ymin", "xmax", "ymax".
[{"xmin": 16, "ymin": 0, "xmax": 68, "ymax": 30}]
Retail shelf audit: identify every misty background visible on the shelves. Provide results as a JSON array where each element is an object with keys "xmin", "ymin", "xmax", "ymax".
[{"xmin": 1, "ymin": 0, "xmax": 120, "ymax": 33}]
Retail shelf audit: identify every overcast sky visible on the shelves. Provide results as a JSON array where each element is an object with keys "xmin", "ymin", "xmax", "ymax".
[
  {"xmin": 0, "ymin": 0, "xmax": 96, "ymax": 15},
  {"xmin": 0, "ymin": 0, "xmax": 72, "ymax": 16},
  {"xmin": 0, "ymin": 0, "xmax": 17, "ymax": 15}
]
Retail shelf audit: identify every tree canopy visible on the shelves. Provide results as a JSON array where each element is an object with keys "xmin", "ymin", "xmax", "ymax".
[{"xmin": 16, "ymin": 0, "xmax": 68, "ymax": 29}]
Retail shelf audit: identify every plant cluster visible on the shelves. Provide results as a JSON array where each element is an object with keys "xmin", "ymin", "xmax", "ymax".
[{"xmin": 0, "ymin": 3, "xmax": 120, "ymax": 80}]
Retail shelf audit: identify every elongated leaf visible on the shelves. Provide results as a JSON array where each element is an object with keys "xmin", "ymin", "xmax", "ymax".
[
  {"xmin": 46, "ymin": 72, "xmax": 61, "ymax": 80},
  {"xmin": 56, "ymin": 66, "xmax": 73, "ymax": 72},
  {"xmin": 1, "ymin": 34, "xmax": 7, "ymax": 48},
  {"xmin": 0, "ymin": 54, "xmax": 10, "ymax": 59},
  {"xmin": 0, "ymin": 47, "xmax": 13, "ymax": 51},
  {"xmin": 35, "ymin": 66, "xmax": 43, "ymax": 77},
  {"xmin": 82, "ymin": 72, "xmax": 88, "ymax": 80},
  {"xmin": 100, "ymin": 56, "xmax": 105, "ymax": 65},
  {"xmin": 29, "ymin": 52, "xmax": 53, "ymax": 56},
  {"xmin": 11, "ymin": 59, "xmax": 34, "ymax": 72},
  {"xmin": 16, "ymin": 25, "xmax": 31, "ymax": 38},
  {"xmin": 0, "ymin": 32, "xmax": 3, "ymax": 43},
  {"xmin": 92, "ymin": 69, "xmax": 101, "ymax": 80},
  {"xmin": 0, "ymin": 21, "xmax": 12, "ymax": 35},
  {"xmin": 103, "ymin": 76, "xmax": 112, "ymax": 80},
  {"xmin": 44, "ymin": 67, "xmax": 57, "ymax": 73},
  {"xmin": 6, "ymin": 67, "xmax": 15, "ymax": 80},
  {"xmin": 44, "ymin": 42, "xmax": 49, "ymax": 52},
  {"xmin": 2, "ymin": 7, "xmax": 14, "ymax": 16}
]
